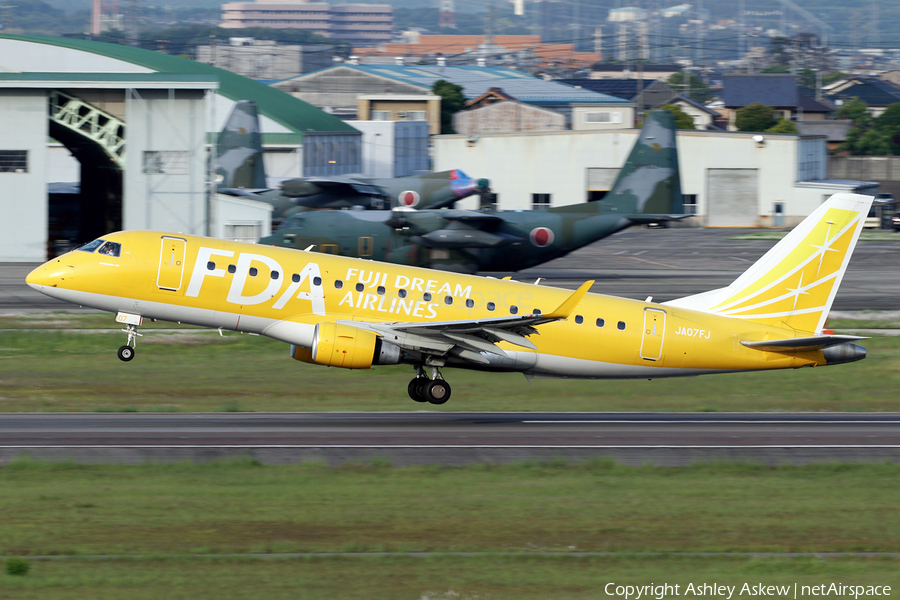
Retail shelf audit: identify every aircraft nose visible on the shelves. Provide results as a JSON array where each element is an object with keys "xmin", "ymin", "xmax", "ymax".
[{"xmin": 25, "ymin": 264, "xmax": 47, "ymax": 291}]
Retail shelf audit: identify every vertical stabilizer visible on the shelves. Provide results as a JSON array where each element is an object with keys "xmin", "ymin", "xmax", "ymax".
[
  {"xmin": 664, "ymin": 193, "xmax": 874, "ymax": 334},
  {"xmin": 216, "ymin": 100, "xmax": 266, "ymax": 189},
  {"xmin": 598, "ymin": 110, "xmax": 683, "ymax": 216}
]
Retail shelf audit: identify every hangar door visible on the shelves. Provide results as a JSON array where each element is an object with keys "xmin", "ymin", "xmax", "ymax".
[
  {"xmin": 586, "ymin": 168, "xmax": 619, "ymax": 202},
  {"xmin": 707, "ymin": 169, "xmax": 759, "ymax": 226}
]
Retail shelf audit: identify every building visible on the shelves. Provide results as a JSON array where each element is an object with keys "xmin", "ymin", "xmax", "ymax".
[
  {"xmin": 433, "ymin": 128, "xmax": 875, "ymax": 227},
  {"xmin": 274, "ymin": 64, "xmax": 627, "ymax": 126},
  {"xmin": 559, "ymin": 78, "xmax": 675, "ymax": 114},
  {"xmin": 824, "ymin": 77, "xmax": 900, "ymax": 117},
  {"xmin": 665, "ymin": 95, "xmax": 724, "ymax": 130},
  {"xmin": 0, "ymin": 34, "xmax": 362, "ymax": 262},
  {"xmin": 357, "ymin": 94, "xmax": 441, "ymax": 135},
  {"xmin": 220, "ymin": 1, "xmax": 392, "ymax": 47},
  {"xmin": 196, "ymin": 39, "xmax": 334, "ymax": 80},
  {"xmin": 588, "ymin": 64, "xmax": 681, "ymax": 81},
  {"xmin": 722, "ymin": 75, "xmax": 834, "ymax": 129}
]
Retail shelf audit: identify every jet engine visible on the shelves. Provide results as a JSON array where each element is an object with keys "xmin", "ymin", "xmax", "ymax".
[{"xmin": 290, "ymin": 322, "xmax": 400, "ymax": 369}]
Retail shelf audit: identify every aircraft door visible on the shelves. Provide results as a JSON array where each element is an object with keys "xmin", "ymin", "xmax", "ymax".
[
  {"xmin": 640, "ymin": 308, "xmax": 666, "ymax": 361},
  {"xmin": 157, "ymin": 236, "xmax": 187, "ymax": 292},
  {"xmin": 358, "ymin": 236, "xmax": 373, "ymax": 257}
]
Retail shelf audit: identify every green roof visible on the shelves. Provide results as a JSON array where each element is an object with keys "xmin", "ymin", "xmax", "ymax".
[{"xmin": 0, "ymin": 34, "xmax": 357, "ymax": 135}]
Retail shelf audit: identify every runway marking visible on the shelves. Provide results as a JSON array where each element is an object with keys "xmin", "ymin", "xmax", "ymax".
[
  {"xmin": 4, "ymin": 445, "xmax": 900, "ymax": 449},
  {"xmin": 730, "ymin": 256, "xmax": 751, "ymax": 262},
  {"xmin": 632, "ymin": 250, "xmax": 648, "ymax": 256},
  {"xmin": 523, "ymin": 420, "xmax": 900, "ymax": 424}
]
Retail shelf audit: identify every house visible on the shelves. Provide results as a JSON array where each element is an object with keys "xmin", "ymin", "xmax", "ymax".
[
  {"xmin": 721, "ymin": 74, "xmax": 834, "ymax": 129},
  {"xmin": 796, "ymin": 121, "xmax": 852, "ymax": 152},
  {"xmin": 664, "ymin": 95, "xmax": 724, "ymax": 130},
  {"xmin": 824, "ymin": 77, "xmax": 900, "ymax": 117},
  {"xmin": 587, "ymin": 63, "xmax": 681, "ymax": 81},
  {"xmin": 558, "ymin": 78, "xmax": 676, "ymax": 112}
]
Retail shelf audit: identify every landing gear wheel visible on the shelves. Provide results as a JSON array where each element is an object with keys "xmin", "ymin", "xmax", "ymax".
[
  {"xmin": 407, "ymin": 377, "xmax": 428, "ymax": 403},
  {"xmin": 425, "ymin": 380, "xmax": 451, "ymax": 405},
  {"xmin": 117, "ymin": 345, "xmax": 135, "ymax": 362}
]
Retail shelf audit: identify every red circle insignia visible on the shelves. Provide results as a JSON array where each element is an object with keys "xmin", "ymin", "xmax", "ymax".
[
  {"xmin": 399, "ymin": 190, "xmax": 420, "ymax": 207},
  {"xmin": 529, "ymin": 227, "xmax": 554, "ymax": 247}
]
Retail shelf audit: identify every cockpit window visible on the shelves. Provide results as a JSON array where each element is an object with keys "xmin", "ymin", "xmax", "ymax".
[
  {"xmin": 78, "ymin": 239, "xmax": 105, "ymax": 253},
  {"xmin": 98, "ymin": 242, "xmax": 121, "ymax": 257}
]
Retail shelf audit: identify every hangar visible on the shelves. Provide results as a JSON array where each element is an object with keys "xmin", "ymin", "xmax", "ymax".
[
  {"xmin": 434, "ymin": 129, "xmax": 876, "ymax": 227},
  {"xmin": 0, "ymin": 35, "xmax": 360, "ymax": 262}
]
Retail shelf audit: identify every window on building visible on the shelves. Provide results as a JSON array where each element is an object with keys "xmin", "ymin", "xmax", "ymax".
[
  {"xmin": 682, "ymin": 194, "xmax": 698, "ymax": 215},
  {"xmin": 142, "ymin": 151, "xmax": 189, "ymax": 174},
  {"xmin": 532, "ymin": 193, "xmax": 551, "ymax": 209},
  {"xmin": 0, "ymin": 150, "xmax": 27, "ymax": 173},
  {"xmin": 586, "ymin": 112, "xmax": 611, "ymax": 123},
  {"xmin": 371, "ymin": 110, "xmax": 392, "ymax": 121},
  {"xmin": 224, "ymin": 223, "xmax": 262, "ymax": 243},
  {"xmin": 405, "ymin": 110, "xmax": 427, "ymax": 121}
]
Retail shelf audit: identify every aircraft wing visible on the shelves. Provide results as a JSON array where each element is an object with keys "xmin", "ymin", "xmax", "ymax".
[{"xmin": 337, "ymin": 281, "xmax": 593, "ymax": 365}]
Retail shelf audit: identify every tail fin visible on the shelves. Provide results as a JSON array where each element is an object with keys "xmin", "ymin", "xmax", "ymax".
[
  {"xmin": 599, "ymin": 109, "xmax": 683, "ymax": 216},
  {"xmin": 216, "ymin": 100, "xmax": 266, "ymax": 189},
  {"xmin": 551, "ymin": 109, "xmax": 683, "ymax": 217},
  {"xmin": 664, "ymin": 193, "xmax": 874, "ymax": 335}
]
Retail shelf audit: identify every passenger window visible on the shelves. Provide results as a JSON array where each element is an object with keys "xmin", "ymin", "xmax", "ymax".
[
  {"xmin": 292, "ymin": 274, "xmax": 301, "ymax": 283},
  {"xmin": 399, "ymin": 289, "xmax": 407, "ymax": 298},
  {"xmin": 98, "ymin": 242, "xmax": 121, "ymax": 257},
  {"xmin": 466, "ymin": 299, "xmax": 474, "ymax": 308},
  {"xmin": 271, "ymin": 271, "xmax": 279, "ymax": 280},
  {"xmin": 510, "ymin": 305, "xmax": 518, "ymax": 315},
  {"xmin": 487, "ymin": 302, "xmax": 496, "ymax": 311},
  {"xmin": 596, "ymin": 318, "xmax": 605, "ymax": 328},
  {"xmin": 423, "ymin": 292, "xmax": 432, "ymax": 302},
  {"xmin": 356, "ymin": 283, "xmax": 364, "ymax": 292},
  {"xmin": 207, "ymin": 261, "xmax": 216, "ymax": 271},
  {"xmin": 335, "ymin": 280, "xmax": 343, "ymax": 289},
  {"xmin": 575, "ymin": 315, "xmax": 583, "ymax": 324},
  {"xmin": 313, "ymin": 276, "xmax": 322, "ymax": 286},
  {"xmin": 444, "ymin": 296, "xmax": 453, "ymax": 305},
  {"xmin": 617, "ymin": 321, "xmax": 626, "ymax": 331},
  {"xmin": 249, "ymin": 267, "xmax": 258, "ymax": 277},
  {"xmin": 78, "ymin": 239, "xmax": 105, "ymax": 253},
  {"xmin": 377, "ymin": 286, "xmax": 385, "ymax": 295},
  {"xmin": 228, "ymin": 265, "xmax": 236, "ymax": 274}
]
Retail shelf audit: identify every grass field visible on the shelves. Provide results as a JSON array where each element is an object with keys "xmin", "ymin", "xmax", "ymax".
[
  {"xmin": 2, "ymin": 460, "xmax": 900, "ymax": 599},
  {"xmin": 1, "ymin": 314, "xmax": 898, "ymax": 412}
]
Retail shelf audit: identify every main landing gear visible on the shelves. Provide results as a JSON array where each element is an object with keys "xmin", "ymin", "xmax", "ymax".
[{"xmin": 408, "ymin": 365, "xmax": 451, "ymax": 405}]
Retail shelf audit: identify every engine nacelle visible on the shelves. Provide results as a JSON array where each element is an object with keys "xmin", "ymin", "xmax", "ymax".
[{"xmin": 290, "ymin": 322, "xmax": 400, "ymax": 369}]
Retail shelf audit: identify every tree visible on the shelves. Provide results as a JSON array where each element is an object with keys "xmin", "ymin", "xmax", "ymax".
[
  {"xmin": 823, "ymin": 72, "xmax": 847, "ymax": 86},
  {"xmin": 835, "ymin": 97, "xmax": 871, "ymax": 127},
  {"xmin": 840, "ymin": 127, "xmax": 891, "ymax": 155},
  {"xmin": 651, "ymin": 104, "xmax": 696, "ymax": 129},
  {"xmin": 666, "ymin": 72, "xmax": 711, "ymax": 103},
  {"xmin": 735, "ymin": 103, "xmax": 778, "ymax": 132},
  {"xmin": 432, "ymin": 80, "xmax": 466, "ymax": 134},
  {"xmin": 761, "ymin": 65, "xmax": 790, "ymax": 74},
  {"xmin": 765, "ymin": 119, "xmax": 798, "ymax": 134},
  {"xmin": 875, "ymin": 103, "xmax": 900, "ymax": 153}
]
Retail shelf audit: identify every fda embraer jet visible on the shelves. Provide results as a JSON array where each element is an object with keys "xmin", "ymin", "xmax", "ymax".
[{"xmin": 27, "ymin": 193, "xmax": 871, "ymax": 405}]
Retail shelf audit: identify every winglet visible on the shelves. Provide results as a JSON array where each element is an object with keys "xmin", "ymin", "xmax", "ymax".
[{"xmin": 545, "ymin": 280, "xmax": 594, "ymax": 320}]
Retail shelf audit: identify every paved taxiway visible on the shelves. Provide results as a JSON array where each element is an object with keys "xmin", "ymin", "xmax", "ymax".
[
  {"xmin": 3, "ymin": 413, "xmax": 900, "ymax": 466},
  {"xmin": 3, "ymin": 228, "xmax": 898, "ymax": 312}
]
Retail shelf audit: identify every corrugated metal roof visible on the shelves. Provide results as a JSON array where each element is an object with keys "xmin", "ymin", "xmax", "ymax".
[
  {"xmin": 331, "ymin": 64, "xmax": 626, "ymax": 104},
  {"xmin": 0, "ymin": 34, "xmax": 357, "ymax": 135}
]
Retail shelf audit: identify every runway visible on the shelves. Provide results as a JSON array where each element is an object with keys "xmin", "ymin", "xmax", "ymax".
[
  {"xmin": 3, "ymin": 228, "xmax": 899, "ymax": 312},
  {"xmin": 3, "ymin": 412, "xmax": 900, "ymax": 466}
]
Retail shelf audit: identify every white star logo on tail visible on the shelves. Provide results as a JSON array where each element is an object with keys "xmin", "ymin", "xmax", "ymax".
[{"xmin": 809, "ymin": 220, "xmax": 839, "ymax": 276}]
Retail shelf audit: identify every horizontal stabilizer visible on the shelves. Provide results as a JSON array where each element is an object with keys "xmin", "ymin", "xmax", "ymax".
[
  {"xmin": 741, "ymin": 334, "xmax": 868, "ymax": 352},
  {"xmin": 627, "ymin": 214, "xmax": 693, "ymax": 224}
]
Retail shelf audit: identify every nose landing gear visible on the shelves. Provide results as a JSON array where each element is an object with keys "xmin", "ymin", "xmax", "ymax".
[
  {"xmin": 408, "ymin": 365, "xmax": 452, "ymax": 405},
  {"xmin": 115, "ymin": 312, "xmax": 143, "ymax": 362}
]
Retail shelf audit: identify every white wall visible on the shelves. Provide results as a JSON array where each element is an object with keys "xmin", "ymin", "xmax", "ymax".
[
  {"xmin": 124, "ymin": 89, "xmax": 210, "ymax": 235},
  {"xmin": 0, "ymin": 90, "xmax": 48, "ymax": 261},
  {"xmin": 354, "ymin": 120, "xmax": 397, "ymax": 178},
  {"xmin": 434, "ymin": 129, "xmax": 837, "ymax": 223},
  {"xmin": 212, "ymin": 194, "xmax": 273, "ymax": 242}
]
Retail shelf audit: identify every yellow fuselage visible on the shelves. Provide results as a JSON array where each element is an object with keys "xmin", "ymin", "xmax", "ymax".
[{"xmin": 27, "ymin": 230, "xmax": 825, "ymax": 379}]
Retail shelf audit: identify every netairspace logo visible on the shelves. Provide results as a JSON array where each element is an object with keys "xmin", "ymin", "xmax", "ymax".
[{"xmin": 604, "ymin": 583, "xmax": 892, "ymax": 600}]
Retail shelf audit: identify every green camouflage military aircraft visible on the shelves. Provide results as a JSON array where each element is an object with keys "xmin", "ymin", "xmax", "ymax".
[
  {"xmin": 216, "ymin": 101, "xmax": 488, "ymax": 221},
  {"xmin": 258, "ymin": 110, "xmax": 685, "ymax": 274}
]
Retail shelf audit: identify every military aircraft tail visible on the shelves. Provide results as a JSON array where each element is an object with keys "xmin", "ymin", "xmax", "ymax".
[
  {"xmin": 664, "ymin": 193, "xmax": 873, "ymax": 335},
  {"xmin": 552, "ymin": 110, "xmax": 683, "ymax": 219},
  {"xmin": 216, "ymin": 100, "xmax": 267, "ymax": 189}
]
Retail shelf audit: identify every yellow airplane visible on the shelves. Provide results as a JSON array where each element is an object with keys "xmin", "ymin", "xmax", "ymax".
[{"xmin": 26, "ymin": 193, "xmax": 872, "ymax": 405}]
